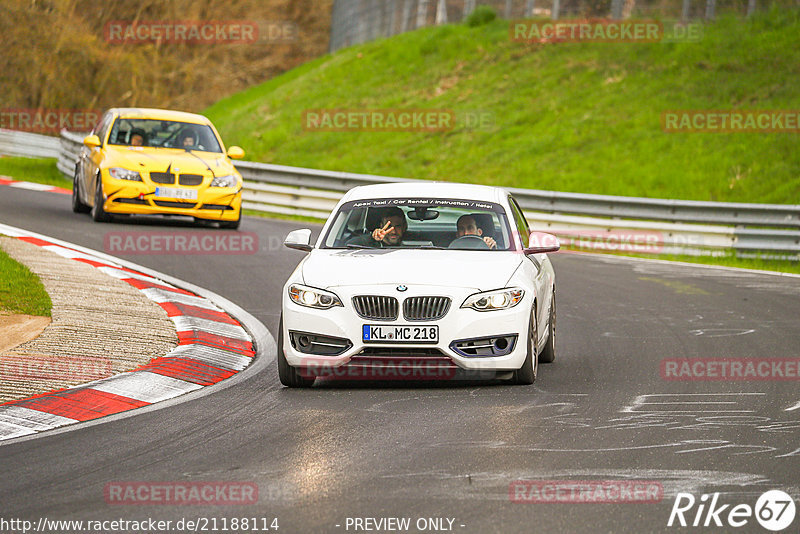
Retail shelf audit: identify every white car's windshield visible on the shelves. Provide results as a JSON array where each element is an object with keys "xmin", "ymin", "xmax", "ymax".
[{"xmin": 321, "ymin": 197, "xmax": 514, "ymax": 250}]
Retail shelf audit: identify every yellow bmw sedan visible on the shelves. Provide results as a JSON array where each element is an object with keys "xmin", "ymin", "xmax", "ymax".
[{"xmin": 72, "ymin": 108, "xmax": 245, "ymax": 229}]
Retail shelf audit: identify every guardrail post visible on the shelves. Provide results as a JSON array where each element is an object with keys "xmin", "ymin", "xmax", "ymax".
[
  {"xmin": 681, "ymin": 0, "xmax": 691, "ymax": 20},
  {"xmin": 401, "ymin": 0, "xmax": 413, "ymax": 31},
  {"xmin": 416, "ymin": 0, "xmax": 429, "ymax": 28},
  {"xmin": 435, "ymin": 0, "xmax": 448, "ymax": 24},
  {"xmin": 611, "ymin": 0, "xmax": 624, "ymax": 19},
  {"xmin": 524, "ymin": 0, "xmax": 535, "ymax": 18},
  {"xmin": 463, "ymin": 0, "xmax": 476, "ymax": 19},
  {"xmin": 705, "ymin": 0, "xmax": 715, "ymax": 19}
]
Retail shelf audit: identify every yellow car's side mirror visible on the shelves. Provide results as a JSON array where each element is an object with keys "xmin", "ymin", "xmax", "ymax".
[
  {"xmin": 226, "ymin": 146, "xmax": 245, "ymax": 160},
  {"xmin": 83, "ymin": 134, "xmax": 101, "ymax": 148}
]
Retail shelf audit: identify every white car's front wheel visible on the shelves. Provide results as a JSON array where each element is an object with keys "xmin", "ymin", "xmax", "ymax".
[
  {"xmin": 512, "ymin": 305, "xmax": 537, "ymax": 385},
  {"xmin": 277, "ymin": 316, "xmax": 315, "ymax": 388},
  {"xmin": 539, "ymin": 289, "xmax": 556, "ymax": 364}
]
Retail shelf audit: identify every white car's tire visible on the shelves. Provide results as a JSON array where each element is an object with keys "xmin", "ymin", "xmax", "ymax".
[
  {"xmin": 539, "ymin": 289, "xmax": 556, "ymax": 364},
  {"xmin": 277, "ymin": 316, "xmax": 315, "ymax": 388},
  {"xmin": 512, "ymin": 305, "xmax": 537, "ymax": 385}
]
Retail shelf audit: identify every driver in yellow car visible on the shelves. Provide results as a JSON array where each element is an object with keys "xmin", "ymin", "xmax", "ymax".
[
  {"xmin": 178, "ymin": 128, "xmax": 198, "ymax": 148},
  {"xmin": 456, "ymin": 214, "xmax": 497, "ymax": 249}
]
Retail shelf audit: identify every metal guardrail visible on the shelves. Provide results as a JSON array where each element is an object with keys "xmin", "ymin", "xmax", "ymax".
[
  {"xmin": 56, "ymin": 130, "xmax": 84, "ymax": 178},
  {"xmin": 2, "ymin": 129, "xmax": 799, "ymax": 257},
  {"xmin": 0, "ymin": 129, "xmax": 61, "ymax": 159}
]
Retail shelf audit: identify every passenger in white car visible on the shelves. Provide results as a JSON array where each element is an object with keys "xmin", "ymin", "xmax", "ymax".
[{"xmin": 347, "ymin": 207, "xmax": 408, "ymax": 248}]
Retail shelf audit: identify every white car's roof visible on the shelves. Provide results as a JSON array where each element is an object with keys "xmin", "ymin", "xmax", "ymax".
[{"xmin": 342, "ymin": 182, "xmax": 510, "ymax": 204}]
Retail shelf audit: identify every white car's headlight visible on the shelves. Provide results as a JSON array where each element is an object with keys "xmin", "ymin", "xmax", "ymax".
[
  {"xmin": 461, "ymin": 288, "xmax": 525, "ymax": 311},
  {"xmin": 108, "ymin": 167, "xmax": 142, "ymax": 181},
  {"xmin": 288, "ymin": 284, "xmax": 343, "ymax": 309},
  {"xmin": 210, "ymin": 174, "xmax": 238, "ymax": 187}
]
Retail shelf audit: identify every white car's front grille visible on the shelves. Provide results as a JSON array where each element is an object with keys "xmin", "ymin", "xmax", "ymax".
[
  {"xmin": 352, "ymin": 295, "xmax": 399, "ymax": 321},
  {"xmin": 402, "ymin": 296, "xmax": 451, "ymax": 321}
]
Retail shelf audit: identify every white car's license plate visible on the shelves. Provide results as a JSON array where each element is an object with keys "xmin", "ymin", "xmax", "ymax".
[
  {"xmin": 155, "ymin": 187, "xmax": 198, "ymax": 200},
  {"xmin": 362, "ymin": 325, "xmax": 439, "ymax": 343}
]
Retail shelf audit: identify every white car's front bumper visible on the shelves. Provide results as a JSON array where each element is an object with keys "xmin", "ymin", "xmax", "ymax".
[{"xmin": 281, "ymin": 283, "xmax": 532, "ymax": 378}]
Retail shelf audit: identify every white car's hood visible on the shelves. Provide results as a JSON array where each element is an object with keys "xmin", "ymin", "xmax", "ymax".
[{"xmin": 301, "ymin": 249, "xmax": 522, "ymax": 291}]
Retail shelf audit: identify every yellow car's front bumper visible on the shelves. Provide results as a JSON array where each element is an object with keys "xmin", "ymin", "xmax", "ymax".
[{"xmin": 100, "ymin": 176, "xmax": 241, "ymax": 222}]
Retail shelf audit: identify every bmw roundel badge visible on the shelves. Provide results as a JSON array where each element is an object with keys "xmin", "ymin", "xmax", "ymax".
[{"xmin": 396, "ymin": 285, "xmax": 408, "ymax": 292}]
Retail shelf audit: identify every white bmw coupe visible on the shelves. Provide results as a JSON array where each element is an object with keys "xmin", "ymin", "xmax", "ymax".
[{"xmin": 278, "ymin": 182, "xmax": 559, "ymax": 387}]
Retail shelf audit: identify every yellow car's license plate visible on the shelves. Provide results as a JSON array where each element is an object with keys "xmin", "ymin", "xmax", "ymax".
[{"xmin": 155, "ymin": 187, "xmax": 198, "ymax": 200}]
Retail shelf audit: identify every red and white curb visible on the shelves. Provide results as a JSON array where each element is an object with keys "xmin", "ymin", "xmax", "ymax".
[
  {"xmin": 0, "ymin": 224, "xmax": 270, "ymax": 442},
  {"xmin": 0, "ymin": 177, "xmax": 71, "ymax": 195}
]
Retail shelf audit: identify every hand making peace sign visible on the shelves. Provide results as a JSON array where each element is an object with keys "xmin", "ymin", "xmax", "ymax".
[{"xmin": 372, "ymin": 220, "xmax": 394, "ymax": 242}]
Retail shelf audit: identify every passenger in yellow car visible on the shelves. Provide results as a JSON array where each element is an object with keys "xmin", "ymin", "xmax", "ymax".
[{"xmin": 129, "ymin": 128, "xmax": 146, "ymax": 146}]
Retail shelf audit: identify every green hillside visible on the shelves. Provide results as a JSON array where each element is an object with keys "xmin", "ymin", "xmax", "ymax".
[{"xmin": 205, "ymin": 8, "xmax": 800, "ymax": 204}]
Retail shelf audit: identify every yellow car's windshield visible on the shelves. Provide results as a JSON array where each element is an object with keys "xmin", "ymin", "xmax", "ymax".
[{"xmin": 107, "ymin": 118, "xmax": 223, "ymax": 153}]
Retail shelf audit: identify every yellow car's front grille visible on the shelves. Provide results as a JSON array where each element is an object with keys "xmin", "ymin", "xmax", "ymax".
[
  {"xmin": 150, "ymin": 172, "xmax": 175, "ymax": 184},
  {"xmin": 178, "ymin": 174, "xmax": 204, "ymax": 186}
]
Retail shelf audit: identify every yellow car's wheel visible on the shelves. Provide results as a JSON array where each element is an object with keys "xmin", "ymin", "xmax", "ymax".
[
  {"xmin": 71, "ymin": 165, "xmax": 90, "ymax": 214},
  {"xmin": 219, "ymin": 212, "xmax": 241, "ymax": 230},
  {"xmin": 91, "ymin": 175, "xmax": 112, "ymax": 223}
]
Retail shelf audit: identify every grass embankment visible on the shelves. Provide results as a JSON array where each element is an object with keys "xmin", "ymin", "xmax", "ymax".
[
  {"xmin": 0, "ymin": 156, "xmax": 70, "ymax": 189},
  {"xmin": 205, "ymin": 8, "xmax": 800, "ymax": 204},
  {"xmin": 0, "ymin": 245, "xmax": 52, "ymax": 317}
]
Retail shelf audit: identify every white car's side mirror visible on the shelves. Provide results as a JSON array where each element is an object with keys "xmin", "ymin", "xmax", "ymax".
[
  {"xmin": 523, "ymin": 232, "xmax": 560, "ymax": 254},
  {"xmin": 284, "ymin": 229, "xmax": 313, "ymax": 252}
]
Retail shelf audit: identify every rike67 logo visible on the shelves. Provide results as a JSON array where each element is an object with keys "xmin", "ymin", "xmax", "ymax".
[{"xmin": 668, "ymin": 490, "xmax": 796, "ymax": 531}]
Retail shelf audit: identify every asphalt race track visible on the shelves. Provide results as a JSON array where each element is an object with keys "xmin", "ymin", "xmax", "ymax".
[{"xmin": 1, "ymin": 186, "xmax": 799, "ymax": 533}]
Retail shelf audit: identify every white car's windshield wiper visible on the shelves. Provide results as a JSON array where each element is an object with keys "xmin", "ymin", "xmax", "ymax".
[{"xmin": 345, "ymin": 244, "xmax": 374, "ymax": 249}]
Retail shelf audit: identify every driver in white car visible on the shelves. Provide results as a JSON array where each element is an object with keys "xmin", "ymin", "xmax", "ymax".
[{"xmin": 456, "ymin": 214, "xmax": 497, "ymax": 249}]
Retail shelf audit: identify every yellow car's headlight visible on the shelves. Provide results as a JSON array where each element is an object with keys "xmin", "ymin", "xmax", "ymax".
[
  {"xmin": 108, "ymin": 167, "xmax": 142, "ymax": 181},
  {"xmin": 210, "ymin": 174, "xmax": 238, "ymax": 187}
]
